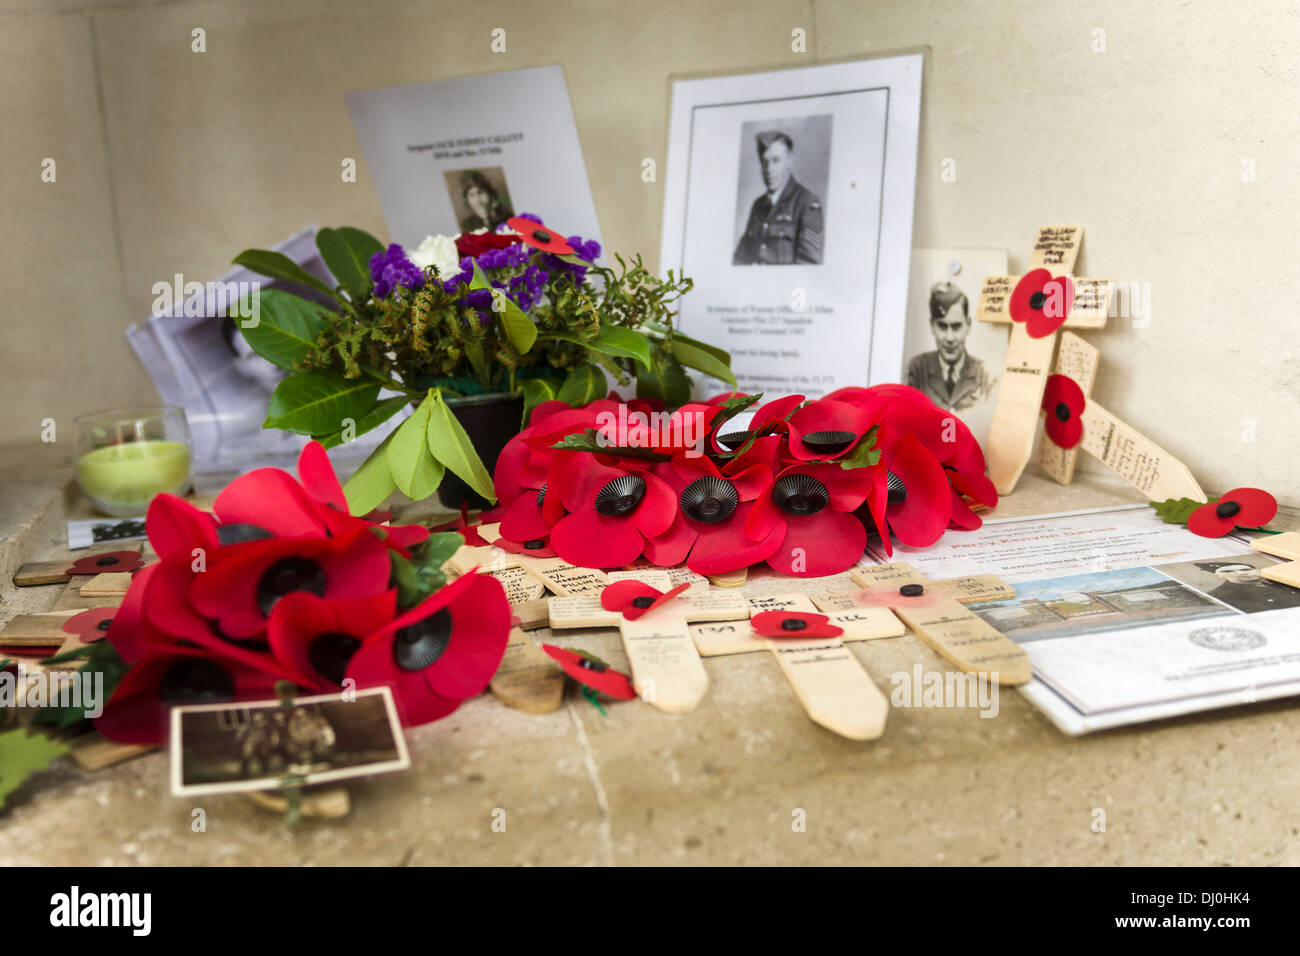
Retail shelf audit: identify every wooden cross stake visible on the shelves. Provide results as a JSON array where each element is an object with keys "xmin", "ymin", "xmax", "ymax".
[
  {"xmin": 832, "ymin": 562, "xmax": 1031, "ymax": 685},
  {"xmin": 977, "ymin": 225, "xmax": 1111, "ymax": 494},
  {"xmin": 1251, "ymin": 532, "xmax": 1300, "ymax": 589},
  {"xmin": 1036, "ymin": 331, "xmax": 1205, "ymax": 501}
]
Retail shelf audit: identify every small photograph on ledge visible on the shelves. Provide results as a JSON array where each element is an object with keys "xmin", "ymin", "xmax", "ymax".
[{"xmin": 444, "ymin": 166, "xmax": 515, "ymax": 234}]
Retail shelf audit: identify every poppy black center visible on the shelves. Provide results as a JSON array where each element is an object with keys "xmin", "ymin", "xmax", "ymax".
[
  {"xmin": 595, "ymin": 475, "xmax": 646, "ymax": 516},
  {"xmin": 535, "ymin": 484, "xmax": 547, "ymax": 507},
  {"xmin": 1054, "ymin": 402, "xmax": 1071, "ymax": 422},
  {"xmin": 801, "ymin": 430, "xmax": 857, "ymax": 455},
  {"xmin": 308, "ymin": 631, "xmax": 361, "ymax": 685},
  {"xmin": 772, "ymin": 475, "xmax": 829, "ymax": 516},
  {"xmin": 1215, "ymin": 500, "xmax": 1242, "ymax": 519},
  {"xmin": 96, "ymin": 555, "xmax": 119, "ymax": 567},
  {"xmin": 1029, "ymin": 291, "xmax": 1046, "ymax": 311},
  {"xmin": 533, "ymin": 229, "xmax": 552, "ymax": 243},
  {"xmin": 218, "ymin": 523, "xmax": 274, "ymax": 546},
  {"xmin": 577, "ymin": 658, "xmax": 607, "ymax": 672},
  {"xmin": 255, "ymin": 557, "xmax": 327, "ymax": 615},
  {"xmin": 716, "ymin": 431, "xmax": 750, "ymax": 451},
  {"xmin": 631, "ymin": 596, "xmax": 656, "ymax": 609},
  {"xmin": 780, "ymin": 618, "xmax": 808, "ymax": 632},
  {"xmin": 899, "ymin": 583, "xmax": 925, "ymax": 597},
  {"xmin": 886, "ymin": 471, "xmax": 908, "ymax": 506},
  {"xmin": 159, "ymin": 658, "xmax": 234, "ymax": 703},
  {"xmin": 393, "ymin": 608, "xmax": 453, "ymax": 672},
  {"xmin": 524, "ymin": 539, "xmax": 547, "ymax": 550},
  {"xmin": 97, "ymin": 618, "xmax": 113, "ymax": 631},
  {"xmin": 680, "ymin": 476, "xmax": 739, "ymax": 524}
]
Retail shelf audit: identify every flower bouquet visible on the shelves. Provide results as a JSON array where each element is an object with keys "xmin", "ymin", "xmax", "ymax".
[
  {"xmin": 489, "ymin": 384, "xmax": 998, "ymax": 578},
  {"xmin": 51, "ymin": 442, "xmax": 511, "ymax": 745},
  {"xmin": 231, "ymin": 215, "xmax": 729, "ymax": 512}
]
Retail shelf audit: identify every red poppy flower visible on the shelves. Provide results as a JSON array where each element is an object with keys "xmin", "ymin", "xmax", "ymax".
[
  {"xmin": 455, "ymin": 231, "xmax": 522, "ymax": 259},
  {"xmin": 266, "ymin": 590, "xmax": 397, "ymax": 692},
  {"xmin": 68, "ymin": 550, "xmax": 143, "ymax": 576},
  {"xmin": 599, "ymin": 580, "xmax": 691, "ymax": 621},
  {"xmin": 548, "ymin": 456, "xmax": 676, "ymax": 568},
  {"xmin": 1009, "ymin": 268, "xmax": 1074, "ymax": 338},
  {"xmin": 491, "ymin": 534, "xmax": 557, "ymax": 558},
  {"xmin": 713, "ymin": 394, "xmax": 803, "ymax": 456},
  {"xmin": 746, "ymin": 463, "xmax": 875, "ymax": 577},
  {"xmin": 1187, "ymin": 488, "xmax": 1278, "ymax": 537},
  {"xmin": 1041, "ymin": 374, "xmax": 1086, "ymax": 449},
  {"xmin": 494, "ymin": 400, "xmax": 620, "ymax": 507},
  {"xmin": 643, "ymin": 457, "xmax": 782, "ymax": 574},
  {"xmin": 61, "ymin": 607, "xmax": 117, "ymax": 643},
  {"xmin": 541, "ymin": 645, "xmax": 636, "ymax": 700},
  {"xmin": 346, "ymin": 570, "xmax": 511, "ymax": 726},
  {"xmin": 784, "ymin": 398, "xmax": 876, "ymax": 462},
  {"xmin": 95, "ymin": 650, "xmax": 287, "ymax": 745},
  {"xmin": 867, "ymin": 432, "xmax": 953, "ymax": 550},
  {"xmin": 506, "ymin": 217, "xmax": 574, "ymax": 255},
  {"xmin": 750, "ymin": 610, "xmax": 843, "ymax": 639}
]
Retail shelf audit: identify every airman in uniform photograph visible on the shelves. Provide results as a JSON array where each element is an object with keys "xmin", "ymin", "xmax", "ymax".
[
  {"xmin": 733, "ymin": 130, "xmax": 825, "ymax": 265},
  {"xmin": 907, "ymin": 281, "xmax": 995, "ymax": 412}
]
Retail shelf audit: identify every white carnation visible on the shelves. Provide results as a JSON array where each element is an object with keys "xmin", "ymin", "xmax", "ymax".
[{"xmin": 409, "ymin": 234, "xmax": 461, "ymax": 278}]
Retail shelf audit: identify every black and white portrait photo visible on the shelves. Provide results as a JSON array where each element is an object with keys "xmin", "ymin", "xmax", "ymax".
[
  {"xmin": 902, "ymin": 249, "xmax": 1009, "ymax": 449},
  {"xmin": 1155, "ymin": 554, "xmax": 1300, "ymax": 615},
  {"xmin": 732, "ymin": 116, "xmax": 831, "ymax": 266},
  {"xmin": 444, "ymin": 166, "xmax": 515, "ymax": 233}
]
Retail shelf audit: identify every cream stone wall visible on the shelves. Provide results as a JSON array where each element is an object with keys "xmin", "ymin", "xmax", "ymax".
[{"xmin": 2, "ymin": 0, "xmax": 1296, "ymax": 504}]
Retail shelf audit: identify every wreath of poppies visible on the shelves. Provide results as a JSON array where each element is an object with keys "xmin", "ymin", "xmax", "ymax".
[
  {"xmin": 91, "ymin": 441, "xmax": 511, "ymax": 745},
  {"xmin": 492, "ymin": 385, "xmax": 997, "ymax": 578}
]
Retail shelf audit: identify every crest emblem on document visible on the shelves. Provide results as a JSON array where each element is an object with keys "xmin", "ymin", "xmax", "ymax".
[{"xmin": 1187, "ymin": 626, "xmax": 1267, "ymax": 652}]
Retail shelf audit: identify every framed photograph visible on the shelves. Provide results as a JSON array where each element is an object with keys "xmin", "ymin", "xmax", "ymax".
[
  {"xmin": 169, "ymin": 687, "xmax": 410, "ymax": 797},
  {"xmin": 904, "ymin": 249, "xmax": 1010, "ymax": 449},
  {"xmin": 345, "ymin": 65, "xmax": 602, "ymax": 249},
  {"xmin": 660, "ymin": 54, "xmax": 923, "ymax": 397}
]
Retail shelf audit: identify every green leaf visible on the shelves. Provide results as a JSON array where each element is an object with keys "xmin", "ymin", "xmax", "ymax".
[
  {"xmin": 240, "ymin": 289, "xmax": 328, "ymax": 370},
  {"xmin": 1150, "ymin": 497, "xmax": 1210, "ymax": 525},
  {"xmin": 264, "ymin": 370, "xmax": 380, "ymax": 436},
  {"xmin": 233, "ymin": 248, "xmax": 337, "ymax": 298},
  {"xmin": 470, "ymin": 261, "xmax": 538, "ymax": 354},
  {"xmin": 0, "ymin": 729, "xmax": 70, "ymax": 809},
  {"xmin": 707, "ymin": 392, "xmax": 762, "ymax": 430},
  {"xmin": 315, "ymin": 395, "xmax": 410, "ymax": 449},
  {"xmin": 387, "ymin": 393, "xmax": 446, "ymax": 499},
  {"xmin": 557, "ymin": 362, "xmax": 607, "ymax": 407},
  {"xmin": 550, "ymin": 427, "xmax": 671, "ymax": 462},
  {"xmin": 426, "ymin": 391, "xmax": 497, "ymax": 502},
  {"xmin": 519, "ymin": 377, "xmax": 558, "ymax": 425},
  {"xmin": 389, "ymin": 532, "xmax": 463, "ymax": 610},
  {"xmin": 316, "ymin": 226, "xmax": 383, "ymax": 302},
  {"xmin": 343, "ymin": 432, "xmax": 397, "ymax": 515},
  {"xmin": 636, "ymin": 354, "xmax": 691, "ymax": 407},
  {"xmin": 652, "ymin": 327, "xmax": 731, "ymax": 366},
  {"xmin": 583, "ymin": 327, "xmax": 654, "ymax": 370},
  {"xmin": 838, "ymin": 426, "xmax": 882, "ymax": 470},
  {"xmin": 668, "ymin": 336, "xmax": 736, "ymax": 387}
]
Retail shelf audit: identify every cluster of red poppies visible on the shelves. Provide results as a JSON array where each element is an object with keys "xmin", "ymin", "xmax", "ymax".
[
  {"xmin": 94, "ymin": 442, "xmax": 511, "ymax": 745},
  {"xmin": 492, "ymin": 385, "xmax": 997, "ymax": 578}
]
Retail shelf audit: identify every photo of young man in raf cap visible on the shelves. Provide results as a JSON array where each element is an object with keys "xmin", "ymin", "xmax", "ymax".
[{"xmin": 733, "ymin": 129, "xmax": 825, "ymax": 266}]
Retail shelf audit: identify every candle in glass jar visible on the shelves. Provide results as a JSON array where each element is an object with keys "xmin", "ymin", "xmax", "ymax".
[{"xmin": 75, "ymin": 439, "xmax": 192, "ymax": 515}]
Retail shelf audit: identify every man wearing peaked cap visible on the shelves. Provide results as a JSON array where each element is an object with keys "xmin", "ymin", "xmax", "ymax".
[
  {"xmin": 733, "ymin": 130, "xmax": 824, "ymax": 265},
  {"xmin": 1192, "ymin": 560, "xmax": 1300, "ymax": 613}
]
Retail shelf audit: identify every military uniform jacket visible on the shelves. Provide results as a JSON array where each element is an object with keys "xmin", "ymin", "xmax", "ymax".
[
  {"xmin": 906, "ymin": 350, "xmax": 995, "ymax": 412},
  {"xmin": 733, "ymin": 177, "xmax": 824, "ymax": 265}
]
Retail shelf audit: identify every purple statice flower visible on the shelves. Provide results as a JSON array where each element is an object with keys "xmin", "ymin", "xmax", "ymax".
[
  {"xmin": 369, "ymin": 243, "xmax": 424, "ymax": 299},
  {"xmin": 544, "ymin": 235, "xmax": 602, "ymax": 285}
]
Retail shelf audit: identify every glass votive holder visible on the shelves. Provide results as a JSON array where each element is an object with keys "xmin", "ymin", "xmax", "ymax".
[{"xmin": 74, "ymin": 405, "xmax": 193, "ymax": 516}]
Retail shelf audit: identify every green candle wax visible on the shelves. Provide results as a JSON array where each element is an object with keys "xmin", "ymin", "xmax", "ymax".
[{"xmin": 76, "ymin": 439, "xmax": 192, "ymax": 515}]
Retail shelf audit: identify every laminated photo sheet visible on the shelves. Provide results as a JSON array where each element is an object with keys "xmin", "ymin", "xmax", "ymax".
[{"xmin": 864, "ymin": 504, "xmax": 1300, "ymax": 734}]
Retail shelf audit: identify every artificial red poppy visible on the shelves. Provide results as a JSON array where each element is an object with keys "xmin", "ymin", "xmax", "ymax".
[
  {"xmin": 61, "ymin": 607, "xmax": 117, "ymax": 643},
  {"xmin": 347, "ymin": 570, "xmax": 510, "ymax": 726},
  {"xmin": 869, "ymin": 433, "xmax": 953, "ymax": 550},
  {"xmin": 95, "ymin": 649, "xmax": 288, "ymax": 745},
  {"xmin": 784, "ymin": 398, "xmax": 876, "ymax": 462},
  {"xmin": 266, "ymin": 590, "xmax": 398, "ymax": 692},
  {"xmin": 548, "ymin": 456, "xmax": 676, "ymax": 568},
  {"xmin": 506, "ymin": 216, "xmax": 574, "ymax": 256},
  {"xmin": 1009, "ymin": 268, "xmax": 1074, "ymax": 338},
  {"xmin": 498, "ymin": 482, "xmax": 556, "ymax": 544},
  {"xmin": 642, "ymin": 456, "xmax": 782, "ymax": 575},
  {"xmin": 1041, "ymin": 374, "xmax": 1086, "ymax": 449},
  {"xmin": 750, "ymin": 610, "xmax": 843, "ymax": 639},
  {"xmin": 599, "ymin": 580, "xmax": 691, "ymax": 621},
  {"xmin": 541, "ymin": 645, "xmax": 636, "ymax": 700},
  {"xmin": 746, "ymin": 463, "xmax": 875, "ymax": 577},
  {"xmin": 455, "ymin": 231, "xmax": 522, "ymax": 259},
  {"xmin": 491, "ymin": 534, "xmax": 557, "ymax": 558},
  {"xmin": 1187, "ymin": 488, "xmax": 1278, "ymax": 537},
  {"xmin": 714, "ymin": 394, "xmax": 803, "ymax": 455},
  {"xmin": 67, "ymin": 550, "xmax": 143, "ymax": 576},
  {"xmin": 494, "ymin": 400, "xmax": 620, "ymax": 507}
]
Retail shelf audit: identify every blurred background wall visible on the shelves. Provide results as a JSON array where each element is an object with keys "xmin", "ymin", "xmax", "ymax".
[{"xmin": 3, "ymin": 0, "xmax": 1298, "ymax": 502}]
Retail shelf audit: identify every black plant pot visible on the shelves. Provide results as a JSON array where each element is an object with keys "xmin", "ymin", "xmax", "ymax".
[{"xmin": 436, "ymin": 391, "xmax": 525, "ymax": 511}]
